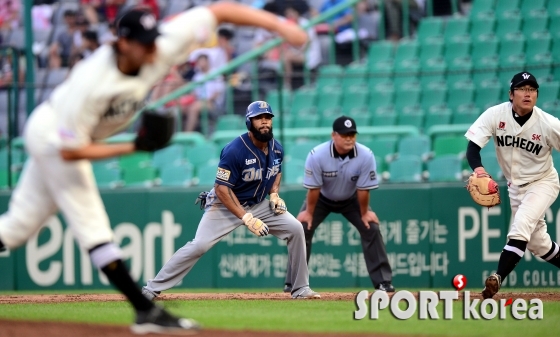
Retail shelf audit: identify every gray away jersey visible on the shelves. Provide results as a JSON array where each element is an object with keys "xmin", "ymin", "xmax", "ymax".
[{"xmin": 303, "ymin": 141, "xmax": 378, "ymax": 200}]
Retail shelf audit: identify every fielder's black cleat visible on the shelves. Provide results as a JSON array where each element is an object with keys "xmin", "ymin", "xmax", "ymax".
[
  {"xmin": 376, "ymin": 282, "xmax": 395, "ymax": 292},
  {"xmin": 131, "ymin": 305, "xmax": 200, "ymax": 335}
]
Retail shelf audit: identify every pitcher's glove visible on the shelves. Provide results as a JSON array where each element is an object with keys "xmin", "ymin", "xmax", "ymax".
[
  {"xmin": 242, "ymin": 213, "xmax": 269, "ymax": 237},
  {"xmin": 466, "ymin": 168, "xmax": 501, "ymax": 208},
  {"xmin": 269, "ymin": 193, "xmax": 287, "ymax": 215},
  {"xmin": 134, "ymin": 110, "xmax": 175, "ymax": 152},
  {"xmin": 194, "ymin": 191, "xmax": 210, "ymax": 210}
]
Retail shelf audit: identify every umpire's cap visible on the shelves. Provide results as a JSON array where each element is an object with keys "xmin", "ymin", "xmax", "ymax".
[
  {"xmin": 333, "ymin": 116, "xmax": 358, "ymax": 134},
  {"xmin": 246, "ymin": 101, "xmax": 274, "ymax": 129},
  {"xmin": 116, "ymin": 7, "xmax": 160, "ymax": 44},
  {"xmin": 510, "ymin": 72, "xmax": 539, "ymax": 91}
]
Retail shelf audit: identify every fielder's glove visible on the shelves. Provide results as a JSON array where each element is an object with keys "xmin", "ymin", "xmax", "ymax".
[
  {"xmin": 269, "ymin": 193, "xmax": 287, "ymax": 215},
  {"xmin": 242, "ymin": 213, "xmax": 269, "ymax": 237},
  {"xmin": 465, "ymin": 168, "xmax": 501, "ymax": 208},
  {"xmin": 194, "ymin": 191, "xmax": 210, "ymax": 210},
  {"xmin": 134, "ymin": 110, "xmax": 175, "ymax": 152}
]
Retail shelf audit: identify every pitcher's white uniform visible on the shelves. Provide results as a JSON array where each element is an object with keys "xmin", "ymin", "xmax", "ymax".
[
  {"xmin": 466, "ymin": 102, "xmax": 560, "ymax": 258},
  {"xmin": 0, "ymin": 7, "xmax": 217, "ymax": 251}
]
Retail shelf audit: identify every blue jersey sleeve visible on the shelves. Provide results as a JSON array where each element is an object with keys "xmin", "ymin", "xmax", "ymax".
[
  {"xmin": 215, "ymin": 144, "xmax": 242, "ymax": 187},
  {"xmin": 274, "ymin": 140, "xmax": 284, "ymax": 174}
]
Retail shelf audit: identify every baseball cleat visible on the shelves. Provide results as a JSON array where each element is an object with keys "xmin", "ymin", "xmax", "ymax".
[
  {"xmin": 141, "ymin": 287, "xmax": 160, "ymax": 301},
  {"xmin": 283, "ymin": 284, "xmax": 292, "ymax": 293},
  {"xmin": 376, "ymin": 282, "xmax": 395, "ymax": 292},
  {"xmin": 292, "ymin": 287, "xmax": 321, "ymax": 299},
  {"xmin": 482, "ymin": 273, "xmax": 501, "ymax": 299},
  {"xmin": 131, "ymin": 306, "xmax": 200, "ymax": 335}
]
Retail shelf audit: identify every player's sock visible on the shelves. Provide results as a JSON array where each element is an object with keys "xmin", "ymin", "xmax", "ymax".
[
  {"xmin": 101, "ymin": 259, "xmax": 154, "ymax": 312},
  {"xmin": 542, "ymin": 241, "xmax": 560, "ymax": 268},
  {"xmin": 496, "ymin": 239, "xmax": 527, "ymax": 281}
]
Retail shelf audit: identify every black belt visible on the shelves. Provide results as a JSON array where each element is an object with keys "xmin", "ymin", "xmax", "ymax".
[{"xmin": 518, "ymin": 180, "xmax": 535, "ymax": 188}]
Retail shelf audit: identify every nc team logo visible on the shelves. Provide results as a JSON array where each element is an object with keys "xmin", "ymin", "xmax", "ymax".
[{"xmin": 354, "ymin": 274, "xmax": 543, "ymax": 320}]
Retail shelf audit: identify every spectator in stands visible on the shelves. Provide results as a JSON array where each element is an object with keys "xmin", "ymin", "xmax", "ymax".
[
  {"xmin": 81, "ymin": 0, "xmax": 126, "ymax": 24},
  {"xmin": 31, "ymin": 2, "xmax": 53, "ymax": 30},
  {"xmin": 184, "ymin": 54, "xmax": 225, "ymax": 132},
  {"xmin": 269, "ymin": 0, "xmax": 310, "ymax": 17},
  {"xmin": 49, "ymin": 10, "xmax": 79, "ymax": 68},
  {"xmin": 384, "ymin": 0, "xmax": 425, "ymax": 41},
  {"xmin": 69, "ymin": 30, "xmax": 100, "ymax": 67},
  {"xmin": 0, "ymin": 0, "xmax": 20, "ymax": 30},
  {"xmin": 100, "ymin": 21, "xmax": 117, "ymax": 44},
  {"xmin": 189, "ymin": 27, "xmax": 236, "ymax": 71}
]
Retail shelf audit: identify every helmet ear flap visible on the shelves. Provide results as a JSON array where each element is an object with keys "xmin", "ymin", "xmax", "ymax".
[{"xmin": 246, "ymin": 117, "xmax": 252, "ymax": 130}]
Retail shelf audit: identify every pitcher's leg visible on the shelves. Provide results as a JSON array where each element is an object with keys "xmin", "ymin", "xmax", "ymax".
[
  {"xmin": 146, "ymin": 205, "xmax": 242, "ymax": 293},
  {"xmin": 0, "ymin": 159, "xmax": 57, "ymax": 249}
]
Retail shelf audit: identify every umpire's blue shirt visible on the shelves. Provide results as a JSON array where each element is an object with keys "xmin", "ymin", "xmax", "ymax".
[
  {"xmin": 214, "ymin": 132, "xmax": 283, "ymax": 206},
  {"xmin": 303, "ymin": 141, "xmax": 378, "ymax": 200}
]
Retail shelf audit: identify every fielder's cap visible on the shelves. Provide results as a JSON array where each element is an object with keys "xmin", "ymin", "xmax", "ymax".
[
  {"xmin": 510, "ymin": 71, "xmax": 539, "ymax": 91},
  {"xmin": 333, "ymin": 116, "xmax": 358, "ymax": 134},
  {"xmin": 116, "ymin": 8, "xmax": 160, "ymax": 44}
]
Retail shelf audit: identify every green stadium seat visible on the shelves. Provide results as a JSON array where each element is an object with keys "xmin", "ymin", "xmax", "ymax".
[
  {"xmin": 185, "ymin": 142, "xmax": 218, "ymax": 167},
  {"xmin": 522, "ymin": 11, "xmax": 549, "ymax": 38},
  {"xmin": 293, "ymin": 114, "xmax": 319, "ymax": 128},
  {"xmin": 216, "ymin": 114, "xmax": 245, "ymax": 131},
  {"xmin": 420, "ymin": 57, "xmax": 446, "ymax": 87},
  {"xmin": 499, "ymin": 34, "xmax": 526, "ymax": 57},
  {"xmin": 427, "ymin": 155, "xmax": 463, "ymax": 182},
  {"xmin": 394, "ymin": 40, "xmax": 420, "ymax": 64},
  {"xmin": 447, "ymin": 83, "xmax": 475, "ymax": 110},
  {"xmin": 496, "ymin": 0, "xmax": 520, "ymax": 13},
  {"xmin": 367, "ymin": 40, "xmax": 395, "ymax": 64},
  {"xmin": 471, "ymin": 36, "xmax": 499, "ymax": 63},
  {"xmin": 341, "ymin": 86, "xmax": 369, "ymax": 112},
  {"xmin": 94, "ymin": 167, "xmax": 122, "ymax": 189},
  {"xmin": 319, "ymin": 108, "xmax": 341, "ymax": 125},
  {"xmin": 369, "ymin": 59, "xmax": 394, "ymax": 82},
  {"xmin": 521, "ymin": 0, "xmax": 546, "ymax": 13},
  {"xmin": 548, "ymin": 1, "xmax": 560, "ymax": 16},
  {"xmin": 416, "ymin": 17, "xmax": 444, "ymax": 43},
  {"xmin": 419, "ymin": 39, "xmax": 444, "ymax": 63},
  {"xmin": 152, "ymin": 144, "xmax": 184, "ymax": 169},
  {"xmin": 372, "ymin": 85, "xmax": 394, "ymax": 107},
  {"xmin": 347, "ymin": 108, "xmax": 370, "ymax": 126},
  {"xmin": 362, "ymin": 136, "xmax": 398, "ymax": 162},
  {"xmin": 342, "ymin": 63, "xmax": 368, "ymax": 88},
  {"xmin": 92, "ymin": 158, "xmax": 119, "ymax": 171},
  {"xmin": 526, "ymin": 54, "xmax": 553, "ymax": 82},
  {"xmin": 541, "ymin": 101, "xmax": 560, "ymax": 118},
  {"xmin": 316, "ymin": 64, "xmax": 344, "ymax": 89},
  {"xmin": 388, "ymin": 155, "xmax": 422, "ymax": 183},
  {"xmin": 397, "ymin": 135, "xmax": 431, "ymax": 159},
  {"xmin": 420, "ymin": 84, "xmax": 447, "ymax": 110},
  {"xmin": 317, "ymin": 86, "xmax": 343, "ymax": 115},
  {"xmin": 266, "ymin": 89, "xmax": 291, "ymax": 113},
  {"xmin": 371, "ymin": 106, "xmax": 398, "ymax": 126},
  {"xmin": 119, "ymin": 152, "xmax": 152, "ymax": 170},
  {"xmin": 286, "ymin": 140, "xmax": 321, "ymax": 162},
  {"xmin": 537, "ymin": 81, "xmax": 559, "ymax": 104},
  {"xmin": 497, "ymin": 55, "xmax": 526, "ymax": 87},
  {"xmin": 159, "ymin": 163, "xmax": 194, "ymax": 187},
  {"xmin": 452, "ymin": 105, "xmax": 481, "ymax": 124},
  {"xmin": 282, "ymin": 158, "xmax": 305, "ymax": 185},
  {"xmin": 0, "ymin": 169, "xmax": 9, "ymax": 189},
  {"xmin": 550, "ymin": 16, "xmax": 560, "ymax": 40},
  {"xmin": 395, "ymin": 83, "xmax": 421, "ymax": 111},
  {"xmin": 122, "ymin": 167, "xmax": 157, "ymax": 187},
  {"xmin": 481, "ymin": 152, "xmax": 503, "ymax": 180},
  {"xmin": 553, "ymin": 151, "xmax": 560, "ymax": 173},
  {"xmin": 446, "ymin": 57, "xmax": 473, "ymax": 87},
  {"xmin": 475, "ymin": 82, "xmax": 503, "ymax": 110},
  {"xmin": 291, "ymin": 87, "xmax": 318, "ymax": 115},
  {"xmin": 443, "ymin": 17, "xmax": 470, "ymax": 42},
  {"xmin": 397, "ymin": 106, "xmax": 426, "ymax": 129},
  {"xmin": 433, "ymin": 135, "xmax": 467, "ymax": 157},
  {"xmin": 424, "ymin": 106, "xmax": 452, "ymax": 131},
  {"xmin": 469, "ymin": 16, "xmax": 495, "ymax": 39},
  {"xmin": 444, "ymin": 39, "xmax": 471, "ymax": 64},
  {"xmin": 196, "ymin": 161, "xmax": 219, "ymax": 186},
  {"xmin": 472, "ymin": 56, "xmax": 499, "ymax": 86},
  {"xmin": 480, "ymin": 139, "xmax": 496, "ymax": 156},
  {"xmin": 495, "ymin": 12, "xmax": 522, "ymax": 40},
  {"xmin": 526, "ymin": 33, "xmax": 552, "ymax": 55},
  {"xmin": 393, "ymin": 59, "xmax": 420, "ymax": 89},
  {"xmin": 469, "ymin": 0, "xmax": 495, "ymax": 18}
]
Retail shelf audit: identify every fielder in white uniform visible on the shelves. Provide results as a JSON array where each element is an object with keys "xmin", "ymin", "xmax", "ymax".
[
  {"xmin": 0, "ymin": 3, "xmax": 307, "ymax": 334},
  {"xmin": 465, "ymin": 72, "xmax": 560, "ymax": 299}
]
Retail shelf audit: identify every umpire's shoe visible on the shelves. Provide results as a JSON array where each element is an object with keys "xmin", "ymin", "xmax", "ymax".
[
  {"xmin": 142, "ymin": 287, "xmax": 160, "ymax": 301},
  {"xmin": 292, "ymin": 287, "xmax": 321, "ymax": 299},
  {"xmin": 482, "ymin": 273, "xmax": 501, "ymax": 299},
  {"xmin": 131, "ymin": 305, "xmax": 200, "ymax": 335}
]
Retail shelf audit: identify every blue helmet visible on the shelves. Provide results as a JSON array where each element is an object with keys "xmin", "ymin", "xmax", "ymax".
[{"xmin": 245, "ymin": 101, "xmax": 274, "ymax": 129}]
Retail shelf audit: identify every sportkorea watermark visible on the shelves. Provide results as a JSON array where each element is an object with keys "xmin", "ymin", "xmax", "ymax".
[{"xmin": 354, "ymin": 275, "xmax": 543, "ymax": 320}]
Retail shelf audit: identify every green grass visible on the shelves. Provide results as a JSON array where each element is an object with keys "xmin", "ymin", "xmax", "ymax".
[{"xmin": 1, "ymin": 289, "xmax": 559, "ymax": 336}]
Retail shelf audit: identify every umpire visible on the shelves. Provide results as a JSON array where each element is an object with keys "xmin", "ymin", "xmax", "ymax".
[{"xmin": 284, "ymin": 116, "xmax": 394, "ymax": 292}]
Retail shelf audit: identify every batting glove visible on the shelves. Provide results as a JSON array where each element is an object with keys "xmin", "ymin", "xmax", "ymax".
[
  {"xmin": 269, "ymin": 193, "xmax": 287, "ymax": 215},
  {"xmin": 242, "ymin": 213, "xmax": 269, "ymax": 237}
]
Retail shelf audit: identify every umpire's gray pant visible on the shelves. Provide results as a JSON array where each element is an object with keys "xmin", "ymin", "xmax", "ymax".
[{"xmin": 144, "ymin": 199, "xmax": 310, "ymax": 294}]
